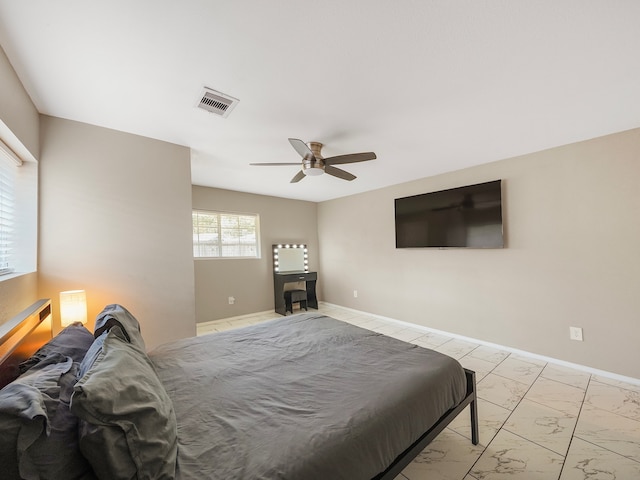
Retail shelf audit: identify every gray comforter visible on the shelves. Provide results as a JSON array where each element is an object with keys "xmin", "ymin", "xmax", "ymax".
[{"xmin": 149, "ymin": 313, "xmax": 466, "ymax": 480}]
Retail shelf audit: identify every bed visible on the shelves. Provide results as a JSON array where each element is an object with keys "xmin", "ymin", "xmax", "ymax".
[{"xmin": 0, "ymin": 300, "xmax": 478, "ymax": 480}]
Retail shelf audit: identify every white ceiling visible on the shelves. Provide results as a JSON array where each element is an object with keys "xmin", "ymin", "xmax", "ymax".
[{"xmin": 1, "ymin": 1, "xmax": 639, "ymax": 202}]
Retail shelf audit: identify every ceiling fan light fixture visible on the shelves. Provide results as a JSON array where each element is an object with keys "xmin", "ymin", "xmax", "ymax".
[{"xmin": 303, "ymin": 166, "xmax": 324, "ymax": 176}]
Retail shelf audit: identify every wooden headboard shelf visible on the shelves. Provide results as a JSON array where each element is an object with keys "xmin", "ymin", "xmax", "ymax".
[{"xmin": 0, "ymin": 299, "xmax": 52, "ymax": 388}]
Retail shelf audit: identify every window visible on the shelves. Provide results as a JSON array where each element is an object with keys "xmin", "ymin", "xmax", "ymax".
[
  {"xmin": 0, "ymin": 136, "xmax": 36, "ymax": 279},
  {"xmin": 0, "ymin": 140, "xmax": 20, "ymax": 275},
  {"xmin": 192, "ymin": 210, "xmax": 260, "ymax": 259}
]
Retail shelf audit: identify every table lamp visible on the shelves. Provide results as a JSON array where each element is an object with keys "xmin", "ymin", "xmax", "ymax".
[{"xmin": 60, "ymin": 289, "xmax": 87, "ymax": 326}]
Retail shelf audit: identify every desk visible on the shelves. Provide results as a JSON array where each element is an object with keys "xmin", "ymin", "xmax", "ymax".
[{"xmin": 274, "ymin": 271, "xmax": 318, "ymax": 315}]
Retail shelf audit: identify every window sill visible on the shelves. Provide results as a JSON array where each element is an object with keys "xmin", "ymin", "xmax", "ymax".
[
  {"xmin": 0, "ymin": 270, "xmax": 36, "ymax": 283},
  {"xmin": 194, "ymin": 257, "xmax": 261, "ymax": 261}
]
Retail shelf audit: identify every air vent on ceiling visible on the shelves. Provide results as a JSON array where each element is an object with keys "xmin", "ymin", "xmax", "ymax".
[{"xmin": 196, "ymin": 87, "xmax": 239, "ymax": 118}]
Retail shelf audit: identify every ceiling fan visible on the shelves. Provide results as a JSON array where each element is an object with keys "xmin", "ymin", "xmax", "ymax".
[{"xmin": 250, "ymin": 138, "xmax": 376, "ymax": 183}]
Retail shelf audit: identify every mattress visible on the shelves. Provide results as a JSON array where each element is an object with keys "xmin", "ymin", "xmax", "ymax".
[{"xmin": 149, "ymin": 313, "xmax": 467, "ymax": 480}]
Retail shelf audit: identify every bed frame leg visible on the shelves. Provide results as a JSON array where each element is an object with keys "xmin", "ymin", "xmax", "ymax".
[
  {"xmin": 470, "ymin": 397, "xmax": 479, "ymax": 445},
  {"xmin": 464, "ymin": 369, "xmax": 479, "ymax": 445}
]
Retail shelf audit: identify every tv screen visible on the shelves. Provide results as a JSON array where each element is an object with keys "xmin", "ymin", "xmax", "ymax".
[{"xmin": 395, "ymin": 180, "xmax": 503, "ymax": 248}]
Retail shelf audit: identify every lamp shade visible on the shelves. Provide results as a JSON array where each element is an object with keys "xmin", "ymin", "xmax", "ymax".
[{"xmin": 60, "ymin": 290, "xmax": 87, "ymax": 326}]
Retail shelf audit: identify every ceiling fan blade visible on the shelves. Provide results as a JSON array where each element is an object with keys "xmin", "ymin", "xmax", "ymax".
[
  {"xmin": 250, "ymin": 162, "xmax": 301, "ymax": 166},
  {"xmin": 325, "ymin": 165, "xmax": 356, "ymax": 181},
  {"xmin": 288, "ymin": 138, "xmax": 315, "ymax": 161},
  {"xmin": 324, "ymin": 152, "xmax": 376, "ymax": 166},
  {"xmin": 290, "ymin": 170, "xmax": 306, "ymax": 183}
]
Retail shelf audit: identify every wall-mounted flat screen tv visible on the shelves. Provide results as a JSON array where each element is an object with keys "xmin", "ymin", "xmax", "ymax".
[{"xmin": 395, "ymin": 180, "xmax": 503, "ymax": 248}]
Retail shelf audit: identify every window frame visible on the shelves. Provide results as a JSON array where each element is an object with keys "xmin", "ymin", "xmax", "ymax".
[{"xmin": 192, "ymin": 209, "xmax": 261, "ymax": 260}]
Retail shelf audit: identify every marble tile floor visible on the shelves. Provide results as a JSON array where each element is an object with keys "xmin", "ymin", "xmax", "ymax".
[{"xmin": 197, "ymin": 304, "xmax": 640, "ymax": 480}]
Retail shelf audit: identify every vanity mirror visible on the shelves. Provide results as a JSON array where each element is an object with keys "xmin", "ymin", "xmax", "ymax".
[{"xmin": 273, "ymin": 244, "xmax": 308, "ymax": 273}]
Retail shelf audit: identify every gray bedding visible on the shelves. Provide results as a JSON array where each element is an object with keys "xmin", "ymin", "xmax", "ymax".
[{"xmin": 149, "ymin": 313, "xmax": 467, "ymax": 480}]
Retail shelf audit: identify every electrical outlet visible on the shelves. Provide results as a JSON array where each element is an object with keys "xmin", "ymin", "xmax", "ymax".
[
  {"xmin": 353, "ymin": 290, "xmax": 358, "ymax": 298},
  {"xmin": 228, "ymin": 296, "xmax": 235, "ymax": 305},
  {"xmin": 569, "ymin": 326, "xmax": 583, "ymax": 341}
]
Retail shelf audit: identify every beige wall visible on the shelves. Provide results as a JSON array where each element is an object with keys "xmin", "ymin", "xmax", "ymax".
[
  {"xmin": 318, "ymin": 128, "xmax": 640, "ymax": 379},
  {"xmin": 0, "ymin": 45, "xmax": 39, "ymax": 161},
  {"xmin": 193, "ymin": 186, "xmax": 318, "ymax": 322},
  {"xmin": 0, "ymin": 45, "xmax": 39, "ymax": 324},
  {"xmin": 38, "ymin": 116, "xmax": 196, "ymax": 349},
  {"xmin": 0, "ymin": 273, "xmax": 38, "ymax": 324}
]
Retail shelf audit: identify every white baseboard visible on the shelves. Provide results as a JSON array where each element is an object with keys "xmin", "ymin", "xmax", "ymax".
[{"xmin": 197, "ymin": 309, "xmax": 277, "ymax": 328}]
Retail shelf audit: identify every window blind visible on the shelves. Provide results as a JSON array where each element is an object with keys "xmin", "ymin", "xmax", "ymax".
[{"xmin": 0, "ymin": 147, "xmax": 17, "ymax": 275}]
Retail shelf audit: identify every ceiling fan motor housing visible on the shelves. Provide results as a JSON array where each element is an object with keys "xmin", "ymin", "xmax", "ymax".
[{"xmin": 303, "ymin": 142, "xmax": 325, "ymax": 175}]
